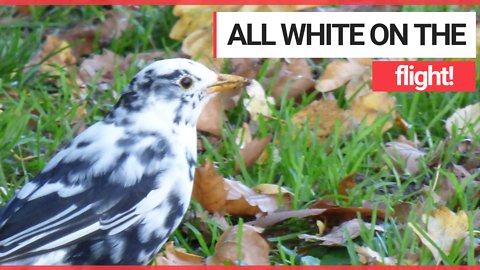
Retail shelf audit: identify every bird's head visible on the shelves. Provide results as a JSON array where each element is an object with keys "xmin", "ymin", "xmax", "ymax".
[{"xmin": 107, "ymin": 58, "xmax": 248, "ymax": 128}]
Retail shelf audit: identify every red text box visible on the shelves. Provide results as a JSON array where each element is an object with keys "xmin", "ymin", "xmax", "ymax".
[{"xmin": 372, "ymin": 61, "xmax": 476, "ymax": 92}]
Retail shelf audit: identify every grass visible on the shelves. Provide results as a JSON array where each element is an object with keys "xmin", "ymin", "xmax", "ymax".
[{"xmin": 0, "ymin": 5, "xmax": 479, "ymax": 266}]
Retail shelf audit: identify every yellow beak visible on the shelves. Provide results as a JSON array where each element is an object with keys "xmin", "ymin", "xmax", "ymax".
[{"xmin": 207, "ymin": 74, "xmax": 249, "ymax": 93}]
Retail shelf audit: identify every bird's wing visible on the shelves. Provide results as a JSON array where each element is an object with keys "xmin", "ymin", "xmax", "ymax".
[{"xmin": 0, "ymin": 122, "xmax": 166, "ymax": 263}]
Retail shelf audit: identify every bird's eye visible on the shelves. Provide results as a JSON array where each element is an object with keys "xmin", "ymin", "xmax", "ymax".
[{"xmin": 179, "ymin": 76, "xmax": 193, "ymax": 90}]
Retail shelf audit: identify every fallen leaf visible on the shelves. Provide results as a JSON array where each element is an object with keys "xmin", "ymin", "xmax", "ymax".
[
  {"xmin": 206, "ymin": 224, "xmax": 270, "ymax": 265},
  {"xmin": 269, "ymin": 59, "xmax": 315, "ymax": 100},
  {"xmin": 192, "ymin": 160, "xmax": 228, "ymax": 213},
  {"xmin": 316, "ymin": 58, "xmax": 371, "ymax": 99},
  {"xmin": 248, "ymin": 209, "xmax": 326, "ymax": 228},
  {"xmin": 385, "ymin": 137, "xmax": 425, "ymax": 175},
  {"xmin": 79, "ymin": 50, "xmax": 126, "ymax": 85},
  {"xmin": 197, "ymin": 94, "xmax": 224, "ymax": 136},
  {"xmin": 61, "ymin": 9, "xmax": 130, "ymax": 57},
  {"xmin": 310, "ymin": 201, "xmax": 386, "ymax": 226},
  {"xmin": 231, "ymin": 58, "xmax": 264, "ymax": 79},
  {"xmin": 243, "ymin": 80, "xmax": 275, "ymax": 121},
  {"xmin": 232, "ymin": 59, "xmax": 315, "ymax": 100},
  {"xmin": 193, "ymin": 161, "xmax": 292, "ymax": 215},
  {"xmin": 299, "ymin": 219, "xmax": 383, "ymax": 246},
  {"xmin": 338, "ymin": 173, "xmax": 356, "ymax": 200},
  {"xmin": 408, "ymin": 206, "xmax": 469, "ymax": 263},
  {"xmin": 349, "ymin": 92, "xmax": 396, "ymax": 132},
  {"xmin": 292, "ymin": 99, "xmax": 351, "ymax": 142},
  {"xmin": 157, "ymin": 241, "xmax": 204, "ymax": 265},
  {"xmin": 445, "ymin": 103, "xmax": 480, "ymax": 137},
  {"xmin": 356, "ymin": 245, "xmax": 397, "ymax": 265},
  {"xmin": 29, "ymin": 35, "xmax": 76, "ymax": 75},
  {"xmin": 235, "ymin": 136, "xmax": 271, "ymax": 173},
  {"xmin": 224, "ymin": 180, "xmax": 292, "ymax": 215}
]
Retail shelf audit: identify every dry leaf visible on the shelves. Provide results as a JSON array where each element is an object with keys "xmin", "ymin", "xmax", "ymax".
[
  {"xmin": 157, "ymin": 241, "xmax": 204, "ymax": 265},
  {"xmin": 350, "ymin": 92, "xmax": 396, "ymax": 132},
  {"xmin": 338, "ymin": 173, "xmax": 356, "ymax": 199},
  {"xmin": 316, "ymin": 58, "xmax": 371, "ymax": 99},
  {"xmin": 408, "ymin": 206, "xmax": 469, "ymax": 263},
  {"xmin": 231, "ymin": 58, "xmax": 264, "ymax": 79},
  {"xmin": 385, "ymin": 138, "xmax": 425, "ymax": 175},
  {"xmin": 207, "ymin": 224, "xmax": 270, "ymax": 265},
  {"xmin": 292, "ymin": 99, "xmax": 351, "ymax": 142},
  {"xmin": 356, "ymin": 246, "xmax": 397, "ymax": 265},
  {"xmin": 445, "ymin": 103, "xmax": 480, "ymax": 137},
  {"xmin": 197, "ymin": 94, "xmax": 224, "ymax": 136},
  {"xmin": 269, "ymin": 59, "xmax": 315, "ymax": 100},
  {"xmin": 232, "ymin": 59, "xmax": 314, "ymax": 101},
  {"xmin": 235, "ymin": 136, "xmax": 271, "ymax": 173},
  {"xmin": 299, "ymin": 219, "xmax": 383, "ymax": 246},
  {"xmin": 192, "ymin": 160, "xmax": 228, "ymax": 213},
  {"xmin": 193, "ymin": 161, "xmax": 291, "ymax": 215},
  {"xmin": 29, "ymin": 35, "xmax": 76, "ymax": 74},
  {"xmin": 243, "ymin": 80, "xmax": 275, "ymax": 121},
  {"xmin": 310, "ymin": 200, "xmax": 386, "ymax": 225},
  {"xmin": 61, "ymin": 9, "xmax": 130, "ymax": 57},
  {"xmin": 79, "ymin": 50, "xmax": 126, "ymax": 85},
  {"xmin": 249, "ymin": 209, "xmax": 326, "ymax": 228}
]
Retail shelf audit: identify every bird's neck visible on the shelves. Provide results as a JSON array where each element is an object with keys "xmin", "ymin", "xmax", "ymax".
[{"xmin": 104, "ymin": 96, "xmax": 201, "ymax": 135}]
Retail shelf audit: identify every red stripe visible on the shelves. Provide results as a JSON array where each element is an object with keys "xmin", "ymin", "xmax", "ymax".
[
  {"xmin": 213, "ymin": 11, "xmax": 217, "ymax": 59},
  {"xmin": 0, "ymin": 0, "xmax": 479, "ymax": 4}
]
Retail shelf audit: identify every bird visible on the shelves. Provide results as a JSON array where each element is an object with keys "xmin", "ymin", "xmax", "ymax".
[{"xmin": 0, "ymin": 58, "xmax": 248, "ymax": 265}]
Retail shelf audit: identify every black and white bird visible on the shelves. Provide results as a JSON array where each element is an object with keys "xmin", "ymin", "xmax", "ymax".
[{"xmin": 0, "ymin": 58, "xmax": 247, "ymax": 265}]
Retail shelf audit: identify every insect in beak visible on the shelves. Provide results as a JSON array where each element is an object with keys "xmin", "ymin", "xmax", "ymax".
[{"xmin": 207, "ymin": 74, "xmax": 250, "ymax": 94}]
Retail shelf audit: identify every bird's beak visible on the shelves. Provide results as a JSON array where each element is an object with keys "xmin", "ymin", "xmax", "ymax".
[{"xmin": 207, "ymin": 74, "xmax": 249, "ymax": 94}]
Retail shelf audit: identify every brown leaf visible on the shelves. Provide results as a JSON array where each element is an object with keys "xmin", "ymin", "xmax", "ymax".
[
  {"xmin": 192, "ymin": 160, "xmax": 227, "ymax": 213},
  {"xmin": 292, "ymin": 99, "xmax": 351, "ymax": 142},
  {"xmin": 408, "ymin": 206, "xmax": 469, "ymax": 263},
  {"xmin": 29, "ymin": 35, "xmax": 77, "ymax": 74},
  {"xmin": 231, "ymin": 58, "xmax": 264, "ymax": 79},
  {"xmin": 316, "ymin": 59, "xmax": 371, "ymax": 99},
  {"xmin": 356, "ymin": 246, "xmax": 397, "ymax": 265},
  {"xmin": 338, "ymin": 173, "xmax": 356, "ymax": 199},
  {"xmin": 193, "ymin": 161, "xmax": 291, "ymax": 215},
  {"xmin": 299, "ymin": 219, "xmax": 383, "ymax": 246},
  {"xmin": 79, "ymin": 50, "xmax": 126, "ymax": 85},
  {"xmin": 249, "ymin": 209, "xmax": 326, "ymax": 228},
  {"xmin": 197, "ymin": 95, "xmax": 225, "ymax": 136},
  {"xmin": 445, "ymin": 103, "xmax": 480, "ymax": 137},
  {"xmin": 310, "ymin": 201, "xmax": 386, "ymax": 226},
  {"xmin": 61, "ymin": 9, "xmax": 130, "ymax": 57},
  {"xmin": 349, "ymin": 92, "xmax": 396, "ymax": 132},
  {"xmin": 207, "ymin": 224, "xmax": 270, "ymax": 265},
  {"xmin": 156, "ymin": 241, "xmax": 204, "ymax": 265},
  {"xmin": 235, "ymin": 136, "xmax": 271, "ymax": 173},
  {"xmin": 385, "ymin": 137, "xmax": 425, "ymax": 175},
  {"xmin": 269, "ymin": 59, "xmax": 315, "ymax": 100}
]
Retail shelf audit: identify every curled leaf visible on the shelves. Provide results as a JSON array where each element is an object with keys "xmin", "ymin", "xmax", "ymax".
[{"xmin": 207, "ymin": 224, "xmax": 270, "ymax": 265}]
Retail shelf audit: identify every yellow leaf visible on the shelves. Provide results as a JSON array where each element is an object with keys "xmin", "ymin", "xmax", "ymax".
[
  {"xmin": 445, "ymin": 103, "xmax": 480, "ymax": 137},
  {"xmin": 350, "ymin": 92, "xmax": 396, "ymax": 132},
  {"xmin": 408, "ymin": 206, "xmax": 469, "ymax": 263},
  {"xmin": 292, "ymin": 99, "xmax": 351, "ymax": 142},
  {"xmin": 316, "ymin": 59, "xmax": 371, "ymax": 99}
]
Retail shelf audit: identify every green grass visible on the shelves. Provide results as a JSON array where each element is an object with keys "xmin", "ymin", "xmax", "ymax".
[{"xmin": 0, "ymin": 5, "xmax": 479, "ymax": 266}]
